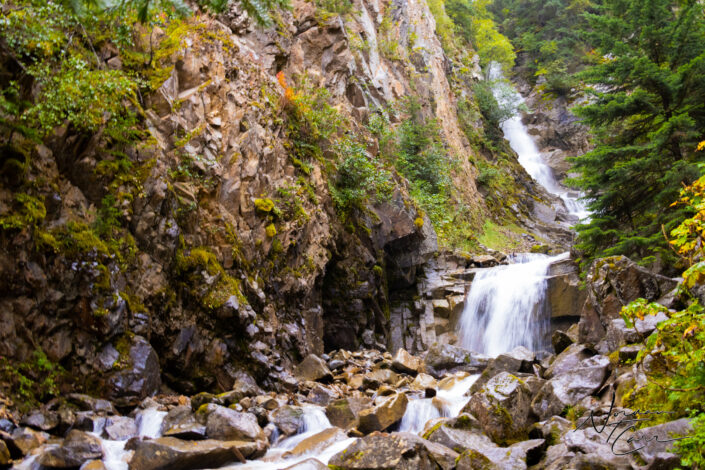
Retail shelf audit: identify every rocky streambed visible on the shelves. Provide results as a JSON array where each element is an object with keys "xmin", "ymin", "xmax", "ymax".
[{"xmin": 0, "ymin": 252, "xmax": 691, "ymax": 470}]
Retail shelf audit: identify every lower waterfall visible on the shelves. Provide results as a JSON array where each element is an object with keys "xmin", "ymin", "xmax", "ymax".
[{"xmin": 457, "ymin": 252, "xmax": 568, "ymax": 357}]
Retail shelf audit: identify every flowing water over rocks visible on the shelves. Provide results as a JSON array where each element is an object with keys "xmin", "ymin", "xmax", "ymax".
[
  {"xmin": 489, "ymin": 63, "xmax": 589, "ymax": 221},
  {"xmin": 457, "ymin": 252, "xmax": 569, "ymax": 357}
]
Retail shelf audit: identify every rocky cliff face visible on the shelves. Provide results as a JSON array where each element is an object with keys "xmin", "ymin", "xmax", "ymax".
[{"xmin": 0, "ymin": 0, "xmax": 570, "ymax": 403}]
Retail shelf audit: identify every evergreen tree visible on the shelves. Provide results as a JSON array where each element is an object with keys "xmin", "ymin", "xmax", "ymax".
[{"xmin": 570, "ymin": 0, "xmax": 705, "ymax": 268}]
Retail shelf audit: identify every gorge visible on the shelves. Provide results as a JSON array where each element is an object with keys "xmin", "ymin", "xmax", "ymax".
[{"xmin": 1, "ymin": 0, "xmax": 703, "ymax": 469}]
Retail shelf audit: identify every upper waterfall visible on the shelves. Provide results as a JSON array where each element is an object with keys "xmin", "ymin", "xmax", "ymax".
[{"xmin": 488, "ymin": 63, "xmax": 589, "ymax": 221}]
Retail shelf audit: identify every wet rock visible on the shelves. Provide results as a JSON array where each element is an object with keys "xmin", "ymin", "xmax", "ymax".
[
  {"xmin": 104, "ymin": 416, "xmax": 137, "ymax": 440},
  {"xmin": 464, "ymin": 372, "xmax": 533, "ymax": 443},
  {"xmin": 105, "ymin": 336, "xmax": 161, "ymax": 406},
  {"xmin": 392, "ymin": 348, "xmax": 423, "ymax": 375},
  {"xmin": 295, "ymin": 355, "xmax": 332, "ymax": 382},
  {"xmin": 532, "ymin": 355, "xmax": 611, "ymax": 420},
  {"xmin": 325, "ymin": 397, "xmax": 372, "ymax": 429},
  {"xmin": 127, "ymin": 437, "xmax": 260, "ymax": 470},
  {"xmin": 357, "ymin": 393, "xmax": 409, "ymax": 434},
  {"xmin": 38, "ymin": 430, "xmax": 103, "ymax": 468},
  {"xmin": 20, "ymin": 409, "xmax": 59, "ymax": 432},
  {"xmin": 161, "ymin": 406, "xmax": 207, "ymax": 440},
  {"xmin": 424, "ymin": 344, "xmax": 489, "ymax": 378},
  {"xmin": 283, "ymin": 427, "xmax": 346, "ymax": 458},
  {"xmin": 271, "ymin": 405, "xmax": 304, "ymax": 436},
  {"xmin": 328, "ymin": 432, "xmax": 458, "ymax": 470},
  {"xmin": 202, "ymin": 405, "xmax": 265, "ymax": 442}
]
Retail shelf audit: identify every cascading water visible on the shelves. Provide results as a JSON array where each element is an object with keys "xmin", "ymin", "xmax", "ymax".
[
  {"xmin": 487, "ymin": 63, "xmax": 589, "ymax": 221},
  {"xmin": 457, "ymin": 252, "xmax": 568, "ymax": 357}
]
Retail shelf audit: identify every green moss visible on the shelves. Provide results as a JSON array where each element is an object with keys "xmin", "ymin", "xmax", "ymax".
[
  {"xmin": 254, "ymin": 197, "xmax": 276, "ymax": 213},
  {"xmin": 422, "ymin": 421, "xmax": 445, "ymax": 439},
  {"xmin": 176, "ymin": 247, "xmax": 248, "ymax": 310}
]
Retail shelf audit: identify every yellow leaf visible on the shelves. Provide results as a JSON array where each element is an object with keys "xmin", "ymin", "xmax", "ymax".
[
  {"xmin": 697, "ymin": 140, "xmax": 705, "ymax": 152},
  {"xmin": 683, "ymin": 324, "xmax": 697, "ymax": 338}
]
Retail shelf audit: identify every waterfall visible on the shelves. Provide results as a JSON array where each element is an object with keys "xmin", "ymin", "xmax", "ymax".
[
  {"xmin": 457, "ymin": 252, "xmax": 568, "ymax": 357},
  {"xmin": 488, "ymin": 63, "xmax": 589, "ymax": 221}
]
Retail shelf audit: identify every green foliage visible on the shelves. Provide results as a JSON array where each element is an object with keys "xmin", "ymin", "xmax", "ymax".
[
  {"xmin": 330, "ymin": 138, "xmax": 393, "ymax": 215},
  {"xmin": 395, "ymin": 98, "xmax": 451, "ymax": 195},
  {"xmin": 487, "ymin": 0, "xmax": 595, "ymax": 94},
  {"xmin": 568, "ymin": 0, "xmax": 705, "ymax": 268},
  {"xmin": 620, "ymin": 173, "xmax": 705, "ymax": 467},
  {"xmin": 446, "ymin": 0, "xmax": 515, "ymax": 70},
  {"xmin": 0, "ymin": 349, "xmax": 66, "ymax": 409}
]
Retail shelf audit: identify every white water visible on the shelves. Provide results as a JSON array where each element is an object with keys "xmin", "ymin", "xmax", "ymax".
[
  {"xmin": 223, "ymin": 405, "xmax": 351, "ymax": 469},
  {"xmin": 457, "ymin": 252, "xmax": 569, "ymax": 357},
  {"xmin": 89, "ymin": 407, "xmax": 168, "ymax": 470},
  {"xmin": 488, "ymin": 63, "xmax": 589, "ymax": 221},
  {"xmin": 398, "ymin": 374, "xmax": 479, "ymax": 434}
]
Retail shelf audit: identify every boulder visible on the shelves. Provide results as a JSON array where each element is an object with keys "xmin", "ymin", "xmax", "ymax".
[
  {"xmin": 531, "ymin": 355, "xmax": 611, "ymax": 420},
  {"xmin": 272, "ymin": 405, "xmax": 304, "ymax": 436},
  {"xmin": 325, "ymin": 397, "xmax": 372, "ymax": 429},
  {"xmin": 392, "ymin": 348, "xmax": 423, "ymax": 375},
  {"xmin": 562, "ymin": 427, "xmax": 632, "ymax": 467},
  {"xmin": 357, "ymin": 393, "xmax": 409, "ymax": 434},
  {"xmin": 201, "ymin": 405, "xmax": 265, "ymax": 442},
  {"xmin": 630, "ymin": 418, "xmax": 692, "ymax": 468},
  {"xmin": 464, "ymin": 372, "xmax": 533, "ymax": 443},
  {"xmin": 105, "ymin": 336, "xmax": 161, "ymax": 406},
  {"xmin": 68, "ymin": 394, "xmax": 116, "ymax": 414},
  {"xmin": 283, "ymin": 427, "xmax": 346, "ymax": 458},
  {"xmin": 20, "ymin": 410, "xmax": 59, "ymax": 432},
  {"xmin": 127, "ymin": 437, "xmax": 261, "ymax": 470},
  {"xmin": 424, "ymin": 344, "xmax": 489, "ymax": 378},
  {"xmin": 470, "ymin": 347, "xmax": 535, "ymax": 392},
  {"xmin": 37, "ymin": 430, "xmax": 103, "ymax": 468},
  {"xmin": 160, "ymin": 406, "xmax": 207, "ymax": 440},
  {"xmin": 9, "ymin": 426, "xmax": 48, "ymax": 456},
  {"xmin": 295, "ymin": 355, "xmax": 332, "ymax": 382},
  {"xmin": 328, "ymin": 432, "xmax": 458, "ymax": 470},
  {"xmin": 307, "ymin": 384, "xmax": 338, "ymax": 406},
  {"xmin": 409, "ymin": 373, "xmax": 437, "ymax": 392},
  {"xmin": 544, "ymin": 344, "xmax": 594, "ymax": 379},
  {"xmin": 550, "ymin": 330, "xmax": 574, "ymax": 354},
  {"xmin": 578, "ymin": 256, "xmax": 677, "ymax": 344},
  {"xmin": 104, "ymin": 416, "xmax": 137, "ymax": 441}
]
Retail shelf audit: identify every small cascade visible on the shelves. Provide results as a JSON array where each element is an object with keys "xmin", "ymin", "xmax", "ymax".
[
  {"xmin": 399, "ymin": 374, "xmax": 479, "ymax": 434},
  {"xmin": 136, "ymin": 407, "xmax": 167, "ymax": 438},
  {"xmin": 275, "ymin": 405, "xmax": 332, "ymax": 451},
  {"xmin": 457, "ymin": 252, "xmax": 568, "ymax": 357},
  {"xmin": 488, "ymin": 63, "xmax": 589, "ymax": 221}
]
